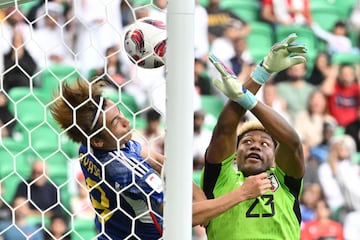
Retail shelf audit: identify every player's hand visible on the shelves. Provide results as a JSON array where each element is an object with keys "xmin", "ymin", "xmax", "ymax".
[
  {"xmin": 250, "ymin": 33, "xmax": 307, "ymax": 85},
  {"xmin": 262, "ymin": 33, "xmax": 307, "ymax": 73},
  {"xmin": 209, "ymin": 54, "xmax": 257, "ymax": 110},
  {"xmin": 240, "ymin": 172, "xmax": 272, "ymax": 199}
]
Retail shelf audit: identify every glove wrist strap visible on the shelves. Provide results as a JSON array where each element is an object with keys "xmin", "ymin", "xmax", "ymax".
[
  {"xmin": 236, "ymin": 88, "xmax": 257, "ymax": 110},
  {"xmin": 250, "ymin": 63, "xmax": 273, "ymax": 85}
]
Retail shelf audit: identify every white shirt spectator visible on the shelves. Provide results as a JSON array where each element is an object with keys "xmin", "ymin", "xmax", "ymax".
[
  {"xmin": 73, "ymin": 0, "xmax": 123, "ymax": 77},
  {"xmin": 194, "ymin": 2, "xmax": 209, "ymax": 60}
]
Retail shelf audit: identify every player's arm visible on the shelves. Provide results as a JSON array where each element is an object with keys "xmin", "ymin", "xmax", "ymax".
[
  {"xmin": 206, "ymin": 34, "xmax": 307, "ymax": 165},
  {"xmin": 251, "ymin": 102, "xmax": 305, "ymax": 178},
  {"xmin": 140, "ymin": 144, "xmax": 164, "ymax": 175},
  {"xmin": 192, "ymin": 172, "xmax": 271, "ymax": 226}
]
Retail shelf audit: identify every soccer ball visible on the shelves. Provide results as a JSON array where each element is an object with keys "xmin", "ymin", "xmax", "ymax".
[{"xmin": 124, "ymin": 18, "xmax": 167, "ymax": 69}]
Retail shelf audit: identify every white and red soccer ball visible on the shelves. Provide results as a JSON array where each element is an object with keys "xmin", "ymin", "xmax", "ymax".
[{"xmin": 124, "ymin": 18, "xmax": 167, "ymax": 69}]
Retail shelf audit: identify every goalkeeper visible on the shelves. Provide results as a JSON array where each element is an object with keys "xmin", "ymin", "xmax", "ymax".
[{"xmin": 201, "ymin": 33, "xmax": 307, "ymax": 239}]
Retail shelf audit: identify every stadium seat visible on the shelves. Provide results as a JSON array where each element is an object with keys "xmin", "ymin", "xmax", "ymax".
[
  {"xmin": 334, "ymin": 0, "xmax": 357, "ymax": 19},
  {"xmin": 40, "ymin": 64, "xmax": 79, "ymax": 100},
  {"xmin": 26, "ymin": 215, "xmax": 50, "ymax": 229},
  {"xmin": 135, "ymin": 116, "xmax": 147, "ymax": 130},
  {"xmin": 1, "ymin": 173, "xmax": 23, "ymax": 203},
  {"xmin": 7, "ymin": 87, "xmax": 58, "ymax": 134},
  {"xmin": 200, "ymin": 95, "xmax": 224, "ymax": 119},
  {"xmin": 219, "ymin": 0, "xmax": 260, "ymax": 22},
  {"xmin": 331, "ymin": 52, "xmax": 360, "ymax": 65},
  {"xmin": 28, "ymin": 125, "xmax": 60, "ymax": 158},
  {"xmin": 310, "ymin": 2, "xmax": 341, "ymax": 31},
  {"xmin": 0, "ymin": 138, "xmax": 31, "ymax": 179},
  {"xmin": 45, "ymin": 151, "xmax": 70, "ymax": 185},
  {"xmin": 199, "ymin": 0, "xmax": 209, "ymax": 7},
  {"xmin": 103, "ymin": 90, "xmax": 139, "ymax": 121},
  {"xmin": 71, "ymin": 219, "xmax": 97, "ymax": 240},
  {"xmin": 132, "ymin": 0, "xmax": 151, "ymax": 6},
  {"xmin": 247, "ymin": 21, "xmax": 274, "ymax": 63},
  {"xmin": 200, "ymin": 95, "xmax": 224, "ymax": 131}
]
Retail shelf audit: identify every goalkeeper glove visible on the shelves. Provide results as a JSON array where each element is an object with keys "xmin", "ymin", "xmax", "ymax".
[
  {"xmin": 208, "ymin": 54, "xmax": 257, "ymax": 110},
  {"xmin": 251, "ymin": 33, "xmax": 307, "ymax": 85}
]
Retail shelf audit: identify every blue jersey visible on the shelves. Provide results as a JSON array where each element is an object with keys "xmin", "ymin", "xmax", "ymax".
[{"xmin": 79, "ymin": 140, "xmax": 163, "ymax": 240}]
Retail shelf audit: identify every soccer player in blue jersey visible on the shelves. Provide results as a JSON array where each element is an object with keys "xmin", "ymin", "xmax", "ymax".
[
  {"xmin": 202, "ymin": 34, "xmax": 307, "ymax": 239},
  {"xmin": 50, "ymin": 80, "xmax": 164, "ymax": 239}
]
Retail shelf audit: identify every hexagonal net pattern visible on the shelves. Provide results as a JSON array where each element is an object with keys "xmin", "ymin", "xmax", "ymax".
[{"xmin": 0, "ymin": 1, "xmax": 166, "ymax": 239}]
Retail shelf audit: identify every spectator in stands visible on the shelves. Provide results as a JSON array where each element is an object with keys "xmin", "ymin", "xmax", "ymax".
[
  {"xmin": 134, "ymin": 109, "xmax": 165, "ymax": 154},
  {"xmin": 318, "ymin": 135, "xmax": 360, "ymax": 223},
  {"xmin": 0, "ymin": 182, "xmax": 11, "ymax": 229},
  {"xmin": 310, "ymin": 19, "xmax": 358, "ymax": 55},
  {"xmin": 27, "ymin": 2, "xmax": 74, "ymax": 68},
  {"xmin": 350, "ymin": 0, "xmax": 360, "ymax": 47},
  {"xmin": 321, "ymin": 64, "xmax": 360, "ymax": 126},
  {"xmin": 3, "ymin": 7, "xmax": 32, "ymax": 43},
  {"xmin": 148, "ymin": 0, "xmax": 166, "ymax": 22},
  {"xmin": 89, "ymin": 45, "xmax": 125, "ymax": 86},
  {"xmin": 260, "ymin": 0, "xmax": 311, "ymax": 27},
  {"xmin": 262, "ymin": 82, "xmax": 291, "ymax": 123},
  {"xmin": 3, "ymin": 30, "xmax": 37, "ymax": 91},
  {"xmin": 210, "ymin": 19, "xmax": 251, "ymax": 65},
  {"xmin": 310, "ymin": 121, "xmax": 337, "ymax": 165},
  {"xmin": 276, "ymin": 63, "xmax": 315, "ymax": 121},
  {"xmin": 294, "ymin": 89, "xmax": 337, "ymax": 148},
  {"xmin": 300, "ymin": 183, "xmax": 324, "ymax": 223},
  {"xmin": 194, "ymin": 58, "xmax": 213, "ymax": 95},
  {"xmin": 228, "ymin": 36, "xmax": 254, "ymax": 82},
  {"xmin": 194, "ymin": 0, "xmax": 209, "ymax": 61},
  {"xmin": 206, "ymin": 0, "xmax": 249, "ymax": 43},
  {"xmin": 345, "ymin": 106, "xmax": 360, "ymax": 152},
  {"xmin": 193, "ymin": 110, "xmax": 212, "ymax": 171},
  {"xmin": 307, "ymin": 52, "xmax": 332, "ymax": 86},
  {"xmin": 302, "ymin": 140, "xmax": 321, "ymax": 185},
  {"xmin": 0, "ymin": 92, "xmax": 15, "ymax": 138},
  {"xmin": 0, "ymin": 196, "xmax": 44, "ymax": 240},
  {"xmin": 344, "ymin": 210, "xmax": 360, "ymax": 240},
  {"xmin": 43, "ymin": 214, "xmax": 71, "ymax": 240},
  {"xmin": 13, "ymin": 160, "xmax": 61, "ymax": 218},
  {"xmin": 70, "ymin": 172, "xmax": 94, "ymax": 220},
  {"xmin": 73, "ymin": 0, "xmax": 123, "ymax": 76},
  {"xmin": 301, "ymin": 199, "xmax": 344, "ymax": 240}
]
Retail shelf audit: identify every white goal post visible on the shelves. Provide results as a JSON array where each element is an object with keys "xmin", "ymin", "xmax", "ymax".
[{"xmin": 164, "ymin": 0, "xmax": 194, "ymax": 239}]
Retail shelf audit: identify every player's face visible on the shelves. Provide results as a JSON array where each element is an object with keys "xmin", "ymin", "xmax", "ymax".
[
  {"xmin": 236, "ymin": 130, "xmax": 275, "ymax": 176},
  {"xmin": 98, "ymin": 100, "xmax": 132, "ymax": 149}
]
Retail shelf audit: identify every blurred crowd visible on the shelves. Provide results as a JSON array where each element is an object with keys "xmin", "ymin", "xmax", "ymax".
[{"xmin": 0, "ymin": 0, "xmax": 360, "ymax": 239}]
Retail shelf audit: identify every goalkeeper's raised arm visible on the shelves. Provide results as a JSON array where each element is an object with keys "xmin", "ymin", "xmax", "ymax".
[{"xmin": 202, "ymin": 33, "xmax": 306, "ymax": 240}]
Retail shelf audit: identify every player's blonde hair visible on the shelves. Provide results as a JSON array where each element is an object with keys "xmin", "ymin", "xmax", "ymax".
[
  {"xmin": 49, "ymin": 78, "xmax": 107, "ymax": 145},
  {"xmin": 238, "ymin": 121, "xmax": 266, "ymax": 136},
  {"xmin": 237, "ymin": 121, "xmax": 278, "ymax": 148}
]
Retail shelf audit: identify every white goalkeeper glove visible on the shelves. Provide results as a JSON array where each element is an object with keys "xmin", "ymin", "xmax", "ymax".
[
  {"xmin": 208, "ymin": 54, "xmax": 257, "ymax": 110},
  {"xmin": 251, "ymin": 33, "xmax": 307, "ymax": 85}
]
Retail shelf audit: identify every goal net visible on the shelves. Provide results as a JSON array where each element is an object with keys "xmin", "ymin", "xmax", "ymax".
[{"xmin": 0, "ymin": 0, "xmax": 195, "ymax": 239}]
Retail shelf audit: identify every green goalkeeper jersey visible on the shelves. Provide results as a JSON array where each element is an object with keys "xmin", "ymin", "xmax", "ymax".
[{"xmin": 201, "ymin": 153, "xmax": 303, "ymax": 240}]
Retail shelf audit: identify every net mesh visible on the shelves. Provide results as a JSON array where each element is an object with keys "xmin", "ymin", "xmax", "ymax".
[{"xmin": 0, "ymin": 0, "xmax": 168, "ymax": 239}]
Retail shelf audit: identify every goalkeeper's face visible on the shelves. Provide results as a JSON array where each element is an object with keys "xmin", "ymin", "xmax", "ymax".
[
  {"xmin": 236, "ymin": 130, "xmax": 276, "ymax": 177},
  {"xmin": 94, "ymin": 100, "xmax": 132, "ymax": 150}
]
